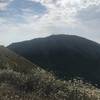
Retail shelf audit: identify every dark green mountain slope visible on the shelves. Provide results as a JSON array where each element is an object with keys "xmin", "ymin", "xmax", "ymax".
[{"xmin": 8, "ymin": 35, "xmax": 100, "ymax": 85}]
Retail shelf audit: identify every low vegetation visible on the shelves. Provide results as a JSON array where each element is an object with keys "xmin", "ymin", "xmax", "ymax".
[{"xmin": 0, "ymin": 67, "xmax": 100, "ymax": 100}]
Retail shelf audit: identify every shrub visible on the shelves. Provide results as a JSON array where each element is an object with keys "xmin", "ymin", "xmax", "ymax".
[{"xmin": 0, "ymin": 68, "xmax": 100, "ymax": 100}]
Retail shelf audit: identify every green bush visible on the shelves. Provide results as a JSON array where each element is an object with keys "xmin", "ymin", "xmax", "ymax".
[{"xmin": 0, "ymin": 68, "xmax": 100, "ymax": 100}]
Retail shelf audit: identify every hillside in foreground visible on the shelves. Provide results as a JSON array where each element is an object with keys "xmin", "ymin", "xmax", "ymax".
[
  {"xmin": 8, "ymin": 35, "xmax": 100, "ymax": 86},
  {"xmin": 0, "ymin": 46, "xmax": 100, "ymax": 100}
]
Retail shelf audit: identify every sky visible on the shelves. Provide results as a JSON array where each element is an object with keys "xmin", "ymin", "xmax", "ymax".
[{"xmin": 0, "ymin": 0, "xmax": 100, "ymax": 46}]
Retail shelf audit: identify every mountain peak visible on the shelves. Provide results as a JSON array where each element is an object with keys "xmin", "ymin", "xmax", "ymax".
[{"xmin": 8, "ymin": 34, "xmax": 100, "ymax": 85}]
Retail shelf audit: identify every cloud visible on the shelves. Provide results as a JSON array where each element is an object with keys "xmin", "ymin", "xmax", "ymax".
[
  {"xmin": 75, "ymin": 3, "xmax": 100, "ymax": 33},
  {"xmin": 28, "ymin": 0, "xmax": 100, "ymax": 33},
  {"xmin": 0, "ymin": 0, "xmax": 100, "ymax": 45},
  {"xmin": 0, "ymin": 0, "xmax": 13, "ymax": 10}
]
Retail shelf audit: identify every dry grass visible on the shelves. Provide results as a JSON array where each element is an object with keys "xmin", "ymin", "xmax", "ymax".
[{"xmin": 0, "ymin": 68, "xmax": 100, "ymax": 100}]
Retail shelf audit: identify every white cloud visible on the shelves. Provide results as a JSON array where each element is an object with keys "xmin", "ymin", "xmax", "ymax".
[
  {"xmin": 0, "ymin": 0, "xmax": 13, "ymax": 10},
  {"xmin": 29, "ymin": 0, "xmax": 100, "ymax": 34},
  {"xmin": 0, "ymin": 0, "xmax": 100, "ymax": 45}
]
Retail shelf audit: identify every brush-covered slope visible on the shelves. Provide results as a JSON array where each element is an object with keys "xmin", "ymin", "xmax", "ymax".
[
  {"xmin": 0, "ymin": 46, "xmax": 100, "ymax": 100},
  {"xmin": 8, "ymin": 35, "xmax": 100, "ymax": 85},
  {"xmin": 0, "ymin": 46, "xmax": 37, "ymax": 73}
]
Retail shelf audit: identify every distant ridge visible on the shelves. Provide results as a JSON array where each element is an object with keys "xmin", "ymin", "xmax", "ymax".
[{"xmin": 8, "ymin": 34, "xmax": 100, "ymax": 85}]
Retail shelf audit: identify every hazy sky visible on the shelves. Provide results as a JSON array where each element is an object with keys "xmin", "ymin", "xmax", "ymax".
[{"xmin": 0, "ymin": 0, "xmax": 100, "ymax": 46}]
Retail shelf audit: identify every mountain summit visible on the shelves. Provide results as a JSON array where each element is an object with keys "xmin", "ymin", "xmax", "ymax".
[{"xmin": 8, "ymin": 35, "xmax": 100, "ymax": 85}]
